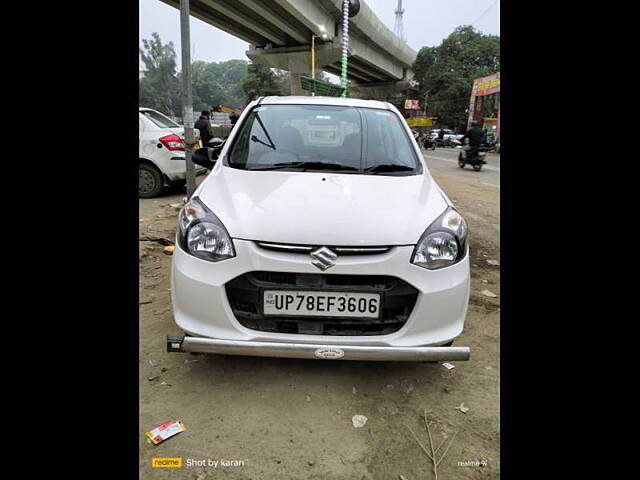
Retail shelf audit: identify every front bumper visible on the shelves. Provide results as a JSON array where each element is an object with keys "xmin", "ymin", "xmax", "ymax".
[
  {"xmin": 167, "ymin": 335, "xmax": 470, "ymax": 361},
  {"xmin": 170, "ymin": 239, "xmax": 470, "ymax": 361}
]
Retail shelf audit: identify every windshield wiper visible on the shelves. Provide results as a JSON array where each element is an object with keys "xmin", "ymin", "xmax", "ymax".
[
  {"xmin": 251, "ymin": 113, "xmax": 276, "ymax": 150},
  {"xmin": 249, "ymin": 161, "xmax": 358, "ymax": 172},
  {"xmin": 251, "ymin": 135, "xmax": 275, "ymax": 150},
  {"xmin": 364, "ymin": 164, "xmax": 415, "ymax": 174}
]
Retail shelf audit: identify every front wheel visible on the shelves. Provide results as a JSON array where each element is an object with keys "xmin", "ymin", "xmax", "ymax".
[
  {"xmin": 139, "ymin": 163, "xmax": 164, "ymax": 198},
  {"xmin": 473, "ymin": 163, "xmax": 482, "ymax": 171},
  {"xmin": 458, "ymin": 153, "xmax": 465, "ymax": 168}
]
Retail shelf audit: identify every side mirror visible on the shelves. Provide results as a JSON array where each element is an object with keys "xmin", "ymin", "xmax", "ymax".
[
  {"xmin": 192, "ymin": 147, "xmax": 217, "ymax": 170},
  {"xmin": 192, "ymin": 140, "xmax": 226, "ymax": 169}
]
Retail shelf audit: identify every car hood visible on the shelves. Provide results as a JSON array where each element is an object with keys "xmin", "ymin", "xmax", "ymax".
[{"xmin": 196, "ymin": 166, "xmax": 449, "ymax": 246}]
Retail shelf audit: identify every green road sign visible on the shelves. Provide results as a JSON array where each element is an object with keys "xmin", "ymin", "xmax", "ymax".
[{"xmin": 300, "ymin": 77, "xmax": 346, "ymax": 97}]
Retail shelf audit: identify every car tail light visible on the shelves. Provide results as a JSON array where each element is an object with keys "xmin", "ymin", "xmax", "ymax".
[{"xmin": 159, "ymin": 134, "xmax": 185, "ymax": 151}]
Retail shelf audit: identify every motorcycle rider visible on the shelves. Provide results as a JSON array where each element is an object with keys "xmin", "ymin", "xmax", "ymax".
[{"xmin": 462, "ymin": 120, "xmax": 485, "ymax": 163}]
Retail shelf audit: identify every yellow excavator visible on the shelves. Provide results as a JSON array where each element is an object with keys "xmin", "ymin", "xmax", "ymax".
[{"xmin": 213, "ymin": 105, "xmax": 242, "ymax": 115}]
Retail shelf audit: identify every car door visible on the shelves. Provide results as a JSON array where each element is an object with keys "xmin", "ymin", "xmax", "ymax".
[{"xmin": 139, "ymin": 115, "xmax": 145, "ymax": 156}]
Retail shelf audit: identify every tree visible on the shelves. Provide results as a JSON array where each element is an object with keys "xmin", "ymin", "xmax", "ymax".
[
  {"xmin": 413, "ymin": 26, "xmax": 499, "ymax": 131},
  {"xmin": 241, "ymin": 62, "xmax": 284, "ymax": 103},
  {"xmin": 189, "ymin": 59, "xmax": 248, "ymax": 111},
  {"xmin": 139, "ymin": 32, "xmax": 181, "ymax": 116}
]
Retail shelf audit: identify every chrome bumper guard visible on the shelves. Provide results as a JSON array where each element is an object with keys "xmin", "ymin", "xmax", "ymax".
[{"xmin": 167, "ymin": 335, "xmax": 470, "ymax": 362}]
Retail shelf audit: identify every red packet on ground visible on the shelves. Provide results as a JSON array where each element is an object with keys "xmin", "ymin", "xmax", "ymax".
[{"xmin": 145, "ymin": 419, "xmax": 187, "ymax": 445}]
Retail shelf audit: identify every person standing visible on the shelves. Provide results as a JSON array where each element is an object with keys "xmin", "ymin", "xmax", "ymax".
[{"xmin": 194, "ymin": 110, "xmax": 215, "ymax": 146}]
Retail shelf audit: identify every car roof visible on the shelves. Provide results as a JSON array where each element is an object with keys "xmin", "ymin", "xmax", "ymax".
[{"xmin": 258, "ymin": 96, "xmax": 391, "ymax": 110}]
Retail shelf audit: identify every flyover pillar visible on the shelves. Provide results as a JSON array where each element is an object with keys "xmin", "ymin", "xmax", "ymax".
[{"xmin": 290, "ymin": 73, "xmax": 307, "ymax": 96}]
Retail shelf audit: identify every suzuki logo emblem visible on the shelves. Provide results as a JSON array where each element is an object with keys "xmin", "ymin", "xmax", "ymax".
[{"xmin": 310, "ymin": 247, "xmax": 337, "ymax": 271}]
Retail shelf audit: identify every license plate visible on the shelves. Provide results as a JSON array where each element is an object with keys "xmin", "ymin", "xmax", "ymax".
[{"xmin": 263, "ymin": 290, "xmax": 381, "ymax": 318}]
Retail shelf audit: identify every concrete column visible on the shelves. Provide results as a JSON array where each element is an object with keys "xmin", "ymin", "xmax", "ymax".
[{"xmin": 290, "ymin": 73, "xmax": 308, "ymax": 96}]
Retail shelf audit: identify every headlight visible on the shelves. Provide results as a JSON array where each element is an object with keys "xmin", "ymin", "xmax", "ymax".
[
  {"xmin": 411, "ymin": 207, "xmax": 468, "ymax": 270},
  {"xmin": 177, "ymin": 197, "xmax": 235, "ymax": 262}
]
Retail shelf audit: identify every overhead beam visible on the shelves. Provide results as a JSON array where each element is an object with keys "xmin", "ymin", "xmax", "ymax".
[
  {"xmin": 326, "ymin": 0, "xmax": 416, "ymax": 68},
  {"xmin": 159, "ymin": 0, "xmax": 265, "ymax": 45},
  {"xmin": 349, "ymin": 35, "xmax": 404, "ymax": 80},
  {"xmin": 200, "ymin": 0, "xmax": 288, "ymax": 46},
  {"xmin": 324, "ymin": 64, "xmax": 373, "ymax": 83},
  {"xmin": 347, "ymin": 60, "xmax": 388, "ymax": 82},
  {"xmin": 271, "ymin": 0, "xmax": 335, "ymax": 39},
  {"xmin": 235, "ymin": 0, "xmax": 310, "ymax": 44}
]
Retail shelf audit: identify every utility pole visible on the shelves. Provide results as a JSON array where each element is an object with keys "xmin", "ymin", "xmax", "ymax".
[
  {"xmin": 180, "ymin": 0, "xmax": 196, "ymax": 199},
  {"xmin": 311, "ymin": 35, "xmax": 316, "ymax": 96}
]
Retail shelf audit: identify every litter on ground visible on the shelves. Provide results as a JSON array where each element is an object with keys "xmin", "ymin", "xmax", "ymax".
[
  {"xmin": 145, "ymin": 419, "xmax": 187, "ymax": 445},
  {"xmin": 352, "ymin": 415, "xmax": 368, "ymax": 428}
]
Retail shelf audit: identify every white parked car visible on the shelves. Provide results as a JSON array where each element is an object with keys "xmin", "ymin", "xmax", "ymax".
[
  {"xmin": 167, "ymin": 96, "xmax": 470, "ymax": 362},
  {"xmin": 430, "ymin": 129, "xmax": 463, "ymax": 143},
  {"xmin": 139, "ymin": 107, "xmax": 206, "ymax": 198}
]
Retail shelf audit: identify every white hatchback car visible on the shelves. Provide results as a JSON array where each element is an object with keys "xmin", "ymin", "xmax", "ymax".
[
  {"xmin": 168, "ymin": 96, "xmax": 470, "ymax": 362},
  {"xmin": 139, "ymin": 107, "xmax": 206, "ymax": 198}
]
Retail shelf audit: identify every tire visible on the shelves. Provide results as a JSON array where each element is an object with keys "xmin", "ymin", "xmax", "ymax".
[
  {"xmin": 458, "ymin": 153, "xmax": 465, "ymax": 169},
  {"xmin": 139, "ymin": 163, "xmax": 164, "ymax": 198},
  {"xmin": 473, "ymin": 163, "xmax": 482, "ymax": 171}
]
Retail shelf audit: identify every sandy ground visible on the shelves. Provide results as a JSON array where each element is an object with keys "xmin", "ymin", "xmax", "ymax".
[{"xmin": 138, "ymin": 150, "xmax": 500, "ymax": 479}]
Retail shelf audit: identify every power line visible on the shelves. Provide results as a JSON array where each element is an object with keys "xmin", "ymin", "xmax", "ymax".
[{"xmin": 471, "ymin": 0, "xmax": 499, "ymax": 26}]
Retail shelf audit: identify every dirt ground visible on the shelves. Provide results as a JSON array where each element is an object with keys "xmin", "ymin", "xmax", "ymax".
[{"xmin": 139, "ymin": 151, "xmax": 500, "ymax": 479}]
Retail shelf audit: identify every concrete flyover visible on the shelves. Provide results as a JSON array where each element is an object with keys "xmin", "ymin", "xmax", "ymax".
[{"xmin": 159, "ymin": 0, "xmax": 418, "ymax": 97}]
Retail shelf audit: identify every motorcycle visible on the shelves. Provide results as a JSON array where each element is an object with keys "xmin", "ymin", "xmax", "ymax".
[
  {"xmin": 458, "ymin": 140, "xmax": 488, "ymax": 171},
  {"xmin": 421, "ymin": 134, "xmax": 436, "ymax": 150},
  {"xmin": 434, "ymin": 137, "xmax": 447, "ymax": 148}
]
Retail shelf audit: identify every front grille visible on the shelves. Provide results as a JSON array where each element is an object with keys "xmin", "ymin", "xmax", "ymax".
[
  {"xmin": 256, "ymin": 242, "xmax": 391, "ymax": 255},
  {"xmin": 225, "ymin": 272, "xmax": 418, "ymax": 336}
]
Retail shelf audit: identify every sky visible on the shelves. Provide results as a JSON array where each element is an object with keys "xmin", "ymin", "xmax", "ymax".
[{"xmin": 139, "ymin": 0, "xmax": 500, "ymax": 68}]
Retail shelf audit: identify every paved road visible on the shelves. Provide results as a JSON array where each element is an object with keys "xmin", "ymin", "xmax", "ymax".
[{"xmin": 422, "ymin": 148, "xmax": 500, "ymax": 188}]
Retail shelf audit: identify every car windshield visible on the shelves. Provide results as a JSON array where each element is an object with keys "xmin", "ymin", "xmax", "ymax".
[
  {"xmin": 141, "ymin": 110, "xmax": 180, "ymax": 129},
  {"xmin": 227, "ymin": 104, "xmax": 420, "ymax": 175}
]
